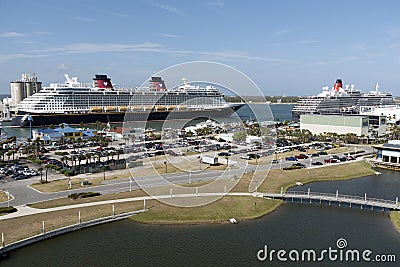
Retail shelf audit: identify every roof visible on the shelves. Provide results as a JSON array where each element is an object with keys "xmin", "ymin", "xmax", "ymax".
[{"xmin": 372, "ymin": 143, "xmax": 400, "ymax": 151}]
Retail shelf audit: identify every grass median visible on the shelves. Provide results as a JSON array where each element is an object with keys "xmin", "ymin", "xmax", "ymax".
[
  {"xmin": 233, "ymin": 160, "xmax": 376, "ymax": 193},
  {"xmin": 130, "ymin": 196, "xmax": 282, "ymax": 224},
  {"xmin": 30, "ymin": 160, "xmax": 235, "ymax": 193},
  {"xmin": 390, "ymin": 211, "xmax": 400, "ymax": 234}
]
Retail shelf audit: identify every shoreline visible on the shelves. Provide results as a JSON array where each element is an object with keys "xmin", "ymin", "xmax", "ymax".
[{"xmin": 0, "ymin": 160, "xmax": 399, "ymax": 257}]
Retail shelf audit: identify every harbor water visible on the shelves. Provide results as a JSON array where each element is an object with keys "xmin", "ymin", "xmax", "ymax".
[{"xmin": 1, "ymin": 171, "xmax": 399, "ymax": 266}]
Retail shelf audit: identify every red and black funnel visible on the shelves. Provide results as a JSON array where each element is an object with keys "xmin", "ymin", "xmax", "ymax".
[{"xmin": 333, "ymin": 79, "xmax": 342, "ymax": 91}]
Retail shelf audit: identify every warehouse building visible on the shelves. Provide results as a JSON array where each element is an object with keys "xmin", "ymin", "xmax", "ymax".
[{"xmin": 300, "ymin": 114, "xmax": 386, "ymax": 137}]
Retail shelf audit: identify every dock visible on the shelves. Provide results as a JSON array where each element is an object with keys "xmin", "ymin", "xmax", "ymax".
[{"xmin": 263, "ymin": 190, "xmax": 400, "ymax": 211}]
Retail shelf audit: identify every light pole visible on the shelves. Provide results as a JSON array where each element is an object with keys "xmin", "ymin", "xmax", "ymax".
[
  {"xmin": 6, "ymin": 190, "xmax": 10, "ymax": 207},
  {"xmin": 189, "ymin": 170, "xmax": 192, "ymax": 184},
  {"xmin": 28, "ymin": 115, "xmax": 33, "ymax": 140},
  {"xmin": 129, "ymin": 176, "xmax": 133, "ymax": 192}
]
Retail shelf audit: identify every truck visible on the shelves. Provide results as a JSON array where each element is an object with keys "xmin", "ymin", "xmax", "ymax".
[{"xmin": 201, "ymin": 156, "xmax": 219, "ymax": 165}]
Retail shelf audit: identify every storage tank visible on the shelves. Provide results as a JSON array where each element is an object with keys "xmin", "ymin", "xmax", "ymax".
[{"xmin": 10, "ymin": 73, "xmax": 42, "ymax": 107}]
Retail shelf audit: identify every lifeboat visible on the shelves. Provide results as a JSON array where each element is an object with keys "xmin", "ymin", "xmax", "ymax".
[
  {"xmin": 105, "ymin": 106, "xmax": 117, "ymax": 112},
  {"xmin": 91, "ymin": 106, "xmax": 103, "ymax": 112},
  {"xmin": 119, "ymin": 106, "xmax": 128, "ymax": 112}
]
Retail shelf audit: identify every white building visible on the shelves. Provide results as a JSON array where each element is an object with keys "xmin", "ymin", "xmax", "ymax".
[{"xmin": 300, "ymin": 115, "xmax": 369, "ymax": 136}]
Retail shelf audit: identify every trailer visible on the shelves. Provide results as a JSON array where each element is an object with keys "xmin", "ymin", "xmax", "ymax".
[{"xmin": 201, "ymin": 156, "xmax": 219, "ymax": 165}]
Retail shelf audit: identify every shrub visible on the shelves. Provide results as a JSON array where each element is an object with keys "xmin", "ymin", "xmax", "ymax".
[
  {"xmin": 68, "ymin": 192, "xmax": 101, "ymax": 199},
  {"xmin": 0, "ymin": 206, "xmax": 17, "ymax": 214},
  {"xmin": 283, "ymin": 165, "xmax": 302, "ymax": 170}
]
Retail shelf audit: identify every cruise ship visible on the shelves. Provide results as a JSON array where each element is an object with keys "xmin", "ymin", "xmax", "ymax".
[
  {"xmin": 11, "ymin": 74, "xmax": 244, "ymax": 127},
  {"xmin": 292, "ymin": 79, "xmax": 396, "ymax": 120}
]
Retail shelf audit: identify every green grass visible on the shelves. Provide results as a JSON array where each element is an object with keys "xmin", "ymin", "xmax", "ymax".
[
  {"xmin": 130, "ymin": 196, "xmax": 282, "ymax": 224},
  {"xmin": 0, "ymin": 190, "xmax": 7, "ymax": 202},
  {"xmin": 232, "ymin": 160, "xmax": 376, "ymax": 193},
  {"xmin": 390, "ymin": 211, "xmax": 400, "ymax": 233}
]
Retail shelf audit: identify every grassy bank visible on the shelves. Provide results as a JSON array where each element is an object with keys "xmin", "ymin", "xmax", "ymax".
[
  {"xmin": 130, "ymin": 196, "xmax": 282, "ymax": 224},
  {"xmin": 0, "ymin": 160, "xmax": 382, "ymax": 245},
  {"xmin": 390, "ymin": 211, "xmax": 400, "ymax": 233},
  {"xmin": 1, "ymin": 200, "xmax": 155, "ymax": 245},
  {"xmin": 233, "ymin": 160, "xmax": 376, "ymax": 193}
]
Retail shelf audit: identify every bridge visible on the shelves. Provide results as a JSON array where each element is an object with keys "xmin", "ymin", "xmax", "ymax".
[{"xmin": 263, "ymin": 190, "xmax": 400, "ymax": 211}]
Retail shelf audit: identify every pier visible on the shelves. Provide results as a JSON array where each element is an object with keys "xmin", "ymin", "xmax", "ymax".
[{"xmin": 263, "ymin": 190, "xmax": 400, "ymax": 211}]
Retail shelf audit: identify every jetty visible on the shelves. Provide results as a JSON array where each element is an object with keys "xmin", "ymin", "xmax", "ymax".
[{"xmin": 263, "ymin": 190, "xmax": 400, "ymax": 211}]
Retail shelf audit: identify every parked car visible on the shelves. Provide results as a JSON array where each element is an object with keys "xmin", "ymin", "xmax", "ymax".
[
  {"xmin": 285, "ymin": 156, "xmax": 298, "ymax": 161},
  {"xmin": 318, "ymin": 151, "xmax": 328, "ymax": 155},
  {"xmin": 324, "ymin": 159, "xmax": 339, "ymax": 163},
  {"xmin": 311, "ymin": 161, "xmax": 323, "ymax": 165},
  {"xmin": 295, "ymin": 154, "xmax": 308, "ymax": 159},
  {"xmin": 292, "ymin": 163, "xmax": 306, "ymax": 168}
]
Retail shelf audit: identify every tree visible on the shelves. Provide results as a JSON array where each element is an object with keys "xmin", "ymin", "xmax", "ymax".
[
  {"xmin": 45, "ymin": 164, "xmax": 50, "ymax": 183},
  {"xmin": 38, "ymin": 167, "xmax": 43, "ymax": 183},
  {"xmin": 233, "ymin": 131, "xmax": 247, "ymax": 142},
  {"xmin": 102, "ymin": 165, "xmax": 107, "ymax": 180},
  {"xmin": 6, "ymin": 150, "xmax": 12, "ymax": 163}
]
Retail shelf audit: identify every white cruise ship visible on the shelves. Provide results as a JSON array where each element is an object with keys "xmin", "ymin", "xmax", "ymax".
[
  {"xmin": 292, "ymin": 79, "xmax": 395, "ymax": 120},
  {"xmin": 11, "ymin": 74, "xmax": 243, "ymax": 127}
]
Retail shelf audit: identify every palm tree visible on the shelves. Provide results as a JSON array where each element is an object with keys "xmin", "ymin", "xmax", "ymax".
[
  {"xmin": 59, "ymin": 123, "xmax": 65, "ymax": 144},
  {"xmin": 102, "ymin": 165, "xmax": 107, "ymax": 180},
  {"xmin": 38, "ymin": 167, "xmax": 43, "ymax": 183},
  {"xmin": 45, "ymin": 164, "xmax": 50, "ymax": 183},
  {"xmin": 6, "ymin": 150, "xmax": 12, "ymax": 163}
]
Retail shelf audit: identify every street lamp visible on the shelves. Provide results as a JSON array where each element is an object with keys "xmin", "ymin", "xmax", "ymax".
[
  {"xmin": 189, "ymin": 170, "xmax": 192, "ymax": 184},
  {"xmin": 5, "ymin": 190, "xmax": 10, "ymax": 207},
  {"xmin": 27, "ymin": 115, "xmax": 33, "ymax": 140},
  {"xmin": 129, "ymin": 176, "xmax": 133, "ymax": 192}
]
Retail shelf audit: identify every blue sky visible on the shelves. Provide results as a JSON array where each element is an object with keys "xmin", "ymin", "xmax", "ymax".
[{"xmin": 1, "ymin": 0, "xmax": 400, "ymax": 96}]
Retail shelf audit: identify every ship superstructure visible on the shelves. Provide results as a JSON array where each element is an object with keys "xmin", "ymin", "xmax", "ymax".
[
  {"xmin": 11, "ymin": 74, "xmax": 243, "ymax": 127},
  {"xmin": 292, "ymin": 79, "xmax": 395, "ymax": 120}
]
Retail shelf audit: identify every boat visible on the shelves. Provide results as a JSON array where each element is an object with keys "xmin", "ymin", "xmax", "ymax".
[
  {"xmin": 292, "ymin": 79, "xmax": 395, "ymax": 121},
  {"xmin": 229, "ymin": 218, "xmax": 237, "ymax": 224},
  {"xmin": 11, "ymin": 75, "xmax": 244, "ymax": 127},
  {"xmin": 295, "ymin": 182, "xmax": 303, "ymax": 186}
]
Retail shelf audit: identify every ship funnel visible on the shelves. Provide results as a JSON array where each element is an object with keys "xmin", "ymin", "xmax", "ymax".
[
  {"xmin": 93, "ymin": 74, "xmax": 113, "ymax": 89},
  {"xmin": 333, "ymin": 79, "xmax": 342, "ymax": 91}
]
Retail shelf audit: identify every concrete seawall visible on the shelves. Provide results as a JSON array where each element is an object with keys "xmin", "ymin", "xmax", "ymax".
[{"xmin": 0, "ymin": 209, "xmax": 146, "ymax": 256}]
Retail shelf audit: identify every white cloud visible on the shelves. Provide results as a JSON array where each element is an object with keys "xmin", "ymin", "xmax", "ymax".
[
  {"xmin": 69, "ymin": 16, "xmax": 95, "ymax": 22},
  {"xmin": 293, "ymin": 40, "xmax": 320, "ymax": 45},
  {"xmin": 0, "ymin": 32, "xmax": 24, "ymax": 38},
  {"xmin": 57, "ymin": 63, "xmax": 68, "ymax": 70},
  {"xmin": 148, "ymin": 2, "xmax": 184, "ymax": 16},
  {"xmin": 30, "ymin": 42, "xmax": 290, "ymax": 63},
  {"xmin": 206, "ymin": 0, "xmax": 225, "ymax": 7},
  {"xmin": 310, "ymin": 56, "xmax": 356, "ymax": 65},
  {"xmin": 271, "ymin": 28, "xmax": 291, "ymax": 36},
  {"xmin": 0, "ymin": 53, "xmax": 47, "ymax": 64},
  {"xmin": 160, "ymin": 33, "xmax": 180, "ymax": 38}
]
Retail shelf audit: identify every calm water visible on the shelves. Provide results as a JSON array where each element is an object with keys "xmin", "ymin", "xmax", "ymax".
[
  {"xmin": 1, "ymin": 104, "xmax": 293, "ymax": 139},
  {"xmin": 2, "ymin": 171, "xmax": 400, "ymax": 266}
]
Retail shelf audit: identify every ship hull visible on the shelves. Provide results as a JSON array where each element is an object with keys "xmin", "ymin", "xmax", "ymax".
[{"xmin": 11, "ymin": 104, "xmax": 244, "ymax": 127}]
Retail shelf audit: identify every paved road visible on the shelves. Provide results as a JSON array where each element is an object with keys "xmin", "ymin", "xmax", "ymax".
[{"xmin": 0, "ymin": 145, "xmax": 374, "ymax": 208}]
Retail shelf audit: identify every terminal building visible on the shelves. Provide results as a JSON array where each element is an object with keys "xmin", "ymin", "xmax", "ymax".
[
  {"xmin": 300, "ymin": 114, "xmax": 387, "ymax": 137},
  {"xmin": 372, "ymin": 140, "xmax": 400, "ymax": 170}
]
